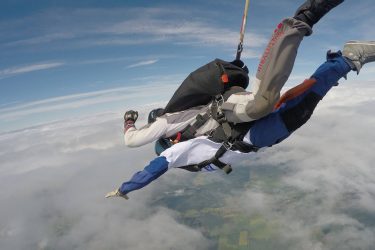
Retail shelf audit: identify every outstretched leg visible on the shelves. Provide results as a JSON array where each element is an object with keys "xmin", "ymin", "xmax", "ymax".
[
  {"xmin": 222, "ymin": 0, "xmax": 344, "ymax": 123},
  {"xmin": 106, "ymin": 53, "xmax": 355, "ymax": 199},
  {"xmin": 294, "ymin": 0, "xmax": 344, "ymax": 28},
  {"xmin": 106, "ymin": 40, "xmax": 375, "ymax": 199}
]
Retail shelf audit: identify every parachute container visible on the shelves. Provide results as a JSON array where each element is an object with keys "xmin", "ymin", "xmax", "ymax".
[{"xmin": 163, "ymin": 59, "xmax": 249, "ymax": 114}]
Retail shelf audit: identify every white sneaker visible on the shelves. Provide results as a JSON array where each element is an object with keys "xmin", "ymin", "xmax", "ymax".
[{"xmin": 343, "ymin": 41, "xmax": 375, "ymax": 73}]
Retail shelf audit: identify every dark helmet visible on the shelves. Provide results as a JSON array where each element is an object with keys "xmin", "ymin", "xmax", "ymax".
[
  {"xmin": 154, "ymin": 138, "xmax": 172, "ymax": 156},
  {"xmin": 227, "ymin": 59, "xmax": 249, "ymax": 90},
  {"xmin": 230, "ymin": 59, "xmax": 249, "ymax": 74},
  {"xmin": 148, "ymin": 108, "xmax": 165, "ymax": 124}
]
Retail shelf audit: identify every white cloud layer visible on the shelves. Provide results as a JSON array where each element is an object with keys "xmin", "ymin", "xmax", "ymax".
[
  {"xmin": 0, "ymin": 111, "xmax": 211, "ymax": 249},
  {"xmin": 0, "ymin": 80, "xmax": 181, "ymax": 131},
  {"xmin": 1, "ymin": 80, "xmax": 375, "ymax": 249}
]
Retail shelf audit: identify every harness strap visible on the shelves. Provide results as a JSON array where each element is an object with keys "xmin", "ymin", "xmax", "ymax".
[
  {"xmin": 176, "ymin": 113, "xmax": 210, "ymax": 142},
  {"xmin": 193, "ymin": 141, "xmax": 259, "ymax": 174},
  {"xmin": 175, "ymin": 95, "xmax": 226, "ymax": 143},
  {"xmin": 209, "ymin": 94, "xmax": 224, "ymax": 116},
  {"xmin": 195, "ymin": 145, "xmax": 232, "ymax": 174},
  {"xmin": 175, "ymin": 92, "xmax": 258, "ymax": 175},
  {"xmin": 231, "ymin": 140, "xmax": 259, "ymax": 153},
  {"xmin": 193, "ymin": 94, "xmax": 259, "ymax": 174},
  {"xmin": 221, "ymin": 122, "xmax": 232, "ymax": 139}
]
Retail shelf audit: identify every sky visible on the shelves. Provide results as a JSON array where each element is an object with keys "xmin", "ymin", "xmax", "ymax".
[
  {"xmin": 1, "ymin": 1, "xmax": 375, "ymax": 249},
  {"xmin": 1, "ymin": 0, "xmax": 375, "ymax": 133}
]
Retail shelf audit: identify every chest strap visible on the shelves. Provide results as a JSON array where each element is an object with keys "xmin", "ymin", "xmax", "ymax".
[
  {"xmin": 173, "ymin": 95, "xmax": 226, "ymax": 143},
  {"xmin": 171, "ymin": 113, "xmax": 211, "ymax": 143}
]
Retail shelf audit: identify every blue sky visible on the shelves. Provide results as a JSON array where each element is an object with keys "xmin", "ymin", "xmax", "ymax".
[{"xmin": 1, "ymin": 0, "xmax": 375, "ymax": 132}]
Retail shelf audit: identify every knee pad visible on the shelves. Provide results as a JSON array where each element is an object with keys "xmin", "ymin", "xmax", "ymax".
[{"xmin": 281, "ymin": 92, "xmax": 321, "ymax": 132}]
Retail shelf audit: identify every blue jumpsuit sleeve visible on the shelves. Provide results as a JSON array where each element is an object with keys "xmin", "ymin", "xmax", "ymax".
[
  {"xmin": 119, "ymin": 156, "xmax": 169, "ymax": 195},
  {"xmin": 249, "ymin": 52, "xmax": 352, "ymax": 148}
]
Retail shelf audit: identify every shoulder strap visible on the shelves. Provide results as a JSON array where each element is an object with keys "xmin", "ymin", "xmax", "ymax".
[
  {"xmin": 177, "ymin": 113, "xmax": 211, "ymax": 142},
  {"xmin": 174, "ymin": 94, "xmax": 226, "ymax": 142}
]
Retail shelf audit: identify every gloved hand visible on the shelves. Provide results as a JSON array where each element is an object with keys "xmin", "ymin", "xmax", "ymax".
[
  {"xmin": 105, "ymin": 189, "xmax": 129, "ymax": 200},
  {"xmin": 124, "ymin": 110, "xmax": 138, "ymax": 122}
]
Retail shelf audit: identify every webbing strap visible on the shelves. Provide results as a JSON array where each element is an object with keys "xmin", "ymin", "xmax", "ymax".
[
  {"xmin": 179, "ymin": 113, "xmax": 210, "ymax": 141},
  {"xmin": 194, "ymin": 141, "xmax": 258, "ymax": 174},
  {"xmin": 221, "ymin": 122, "xmax": 232, "ymax": 139},
  {"xmin": 195, "ymin": 145, "xmax": 232, "ymax": 174},
  {"xmin": 179, "ymin": 95, "xmax": 227, "ymax": 142},
  {"xmin": 231, "ymin": 141, "xmax": 259, "ymax": 153}
]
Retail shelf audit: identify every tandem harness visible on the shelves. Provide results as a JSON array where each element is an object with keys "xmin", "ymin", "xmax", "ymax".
[{"xmin": 177, "ymin": 95, "xmax": 259, "ymax": 174}]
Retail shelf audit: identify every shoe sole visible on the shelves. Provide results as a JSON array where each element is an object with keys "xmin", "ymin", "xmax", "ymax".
[{"xmin": 345, "ymin": 41, "xmax": 375, "ymax": 46}]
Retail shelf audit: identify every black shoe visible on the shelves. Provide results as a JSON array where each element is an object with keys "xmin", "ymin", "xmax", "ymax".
[{"xmin": 294, "ymin": 0, "xmax": 344, "ymax": 27}]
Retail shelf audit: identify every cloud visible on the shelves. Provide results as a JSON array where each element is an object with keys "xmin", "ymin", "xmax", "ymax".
[
  {"xmin": 0, "ymin": 108, "xmax": 213, "ymax": 250},
  {"xmin": 1, "ymin": 6, "xmax": 267, "ymax": 51},
  {"xmin": 0, "ymin": 82, "xmax": 178, "ymax": 123},
  {"xmin": 237, "ymin": 49, "xmax": 260, "ymax": 59},
  {"xmin": 228, "ymin": 82, "xmax": 375, "ymax": 249},
  {"xmin": 127, "ymin": 59, "xmax": 159, "ymax": 69},
  {"xmin": 360, "ymin": 65, "xmax": 375, "ymax": 74},
  {"xmin": 5, "ymin": 33, "xmax": 76, "ymax": 47},
  {"xmin": 0, "ymin": 72, "xmax": 189, "ymax": 133},
  {"xmin": 0, "ymin": 62, "xmax": 65, "ymax": 79},
  {"xmin": 1, "ymin": 82, "xmax": 375, "ymax": 250}
]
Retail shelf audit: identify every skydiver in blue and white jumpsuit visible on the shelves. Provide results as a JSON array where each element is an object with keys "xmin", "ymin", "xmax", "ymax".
[
  {"xmin": 106, "ymin": 44, "xmax": 375, "ymax": 199},
  {"xmin": 105, "ymin": 0, "xmax": 375, "ymax": 199}
]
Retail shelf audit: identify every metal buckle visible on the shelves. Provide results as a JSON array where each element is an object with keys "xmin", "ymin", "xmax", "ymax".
[
  {"xmin": 214, "ymin": 95, "xmax": 227, "ymax": 122},
  {"xmin": 211, "ymin": 95, "xmax": 227, "ymax": 123},
  {"xmin": 215, "ymin": 95, "xmax": 224, "ymax": 106},
  {"xmin": 223, "ymin": 141, "xmax": 233, "ymax": 150},
  {"xmin": 207, "ymin": 129, "xmax": 215, "ymax": 137},
  {"xmin": 222, "ymin": 165, "xmax": 232, "ymax": 174}
]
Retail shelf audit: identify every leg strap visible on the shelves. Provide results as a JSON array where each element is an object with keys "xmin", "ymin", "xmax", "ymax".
[{"xmin": 192, "ymin": 141, "xmax": 259, "ymax": 174}]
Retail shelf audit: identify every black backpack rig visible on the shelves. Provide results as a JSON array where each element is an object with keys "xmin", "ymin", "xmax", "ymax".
[{"xmin": 163, "ymin": 59, "xmax": 249, "ymax": 114}]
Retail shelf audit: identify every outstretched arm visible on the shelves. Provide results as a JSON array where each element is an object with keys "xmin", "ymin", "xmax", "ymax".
[
  {"xmin": 107, "ymin": 136, "xmax": 235, "ymax": 198},
  {"xmin": 105, "ymin": 156, "xmax": 169, "ymax": 199},
  {"xmin": 124, "ymin": 118, "xmax": 168, "ymax": 147},
  {"xmin": 119, "ymin": 156, "xmax": 169, "ymax": 194}
]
